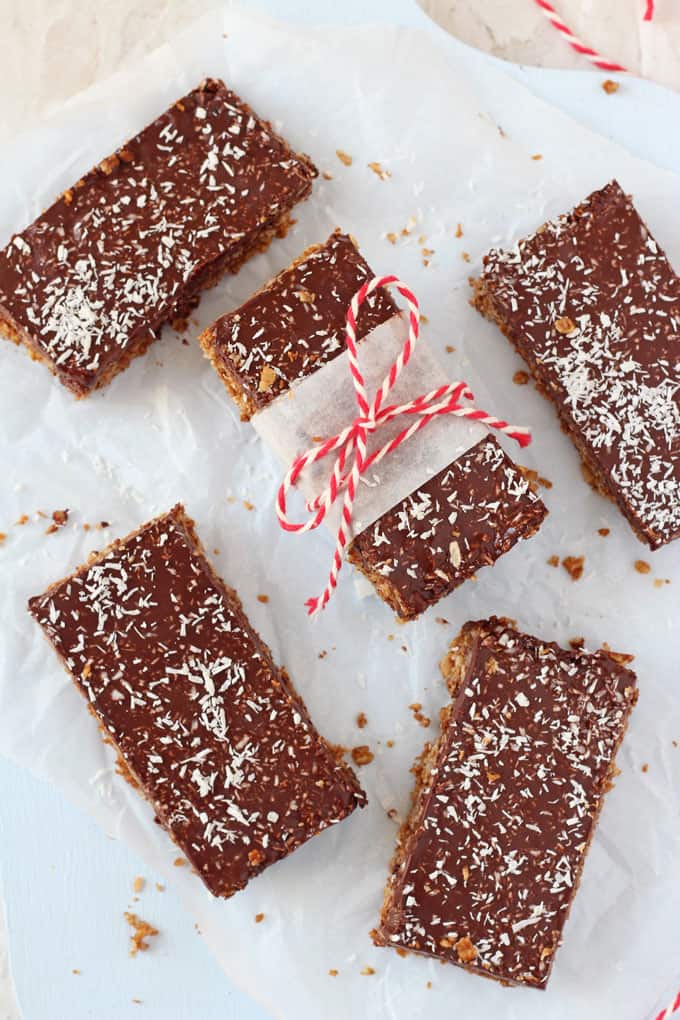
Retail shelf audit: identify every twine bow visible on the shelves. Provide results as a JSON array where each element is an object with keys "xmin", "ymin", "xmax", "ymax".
[{"xmin": 276, "ymin": 275, "xmax": 531, "ymax": 617}]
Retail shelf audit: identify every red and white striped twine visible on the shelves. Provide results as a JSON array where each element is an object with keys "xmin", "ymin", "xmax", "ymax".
[
  {"xmin": 533, "ymin": 0, "xmax": 655, "ymax": 74},
  {"xmin": 655, "ymin": 991, "xmax": 680, "ymax": 1020},
  {"xmin": 275, "ymin": 276, "xmax": 531, "ymax": 617}
]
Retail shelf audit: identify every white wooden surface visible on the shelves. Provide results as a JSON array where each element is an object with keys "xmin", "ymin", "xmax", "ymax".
[{"xmin": 1, "ymin": 2, "xmax": 679, "ymax": 1018}]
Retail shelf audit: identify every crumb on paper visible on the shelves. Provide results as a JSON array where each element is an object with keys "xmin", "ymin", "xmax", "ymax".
[
  {"xmin": 598, "ymin": 527, "xmax": 610, "ymax": 536},
  {"xmin": 654, "ymin": 578, "xmax": 671, "ymax": 588},
  {"xmin": 562, "ymin": 555, "xmax": 585, "ymax": 581},
  {"xmin": 329, "ymin": 969, "xmax": 339, "ymax": 977},
  {"xmin": 132, "ymin": 876, "xmax": 145, "ymax": 894},
  {"xmin": 368, "ymin": 161, "xmax": 391, "ymax": 180},
  {"xmin": 419, "ymin": 313, "xmax": 429, "ymax": 324},
  {"xmin": 243, "ymin": 500, "xmax": 255, "ymax": 511},
  {"xmin": 435, "ymin": 616, "xmax": 449, "ymax": 625},
  {"xmin": 322, "ymin": 170, "xmax": 334, "ymax": 180},
  {"xmin": 455, "ymin": 223, "xmax": 463, "ymax": 238},
  {"xmin": 426, "ymin": 980, "xmax": 432, "ymax": 989},
  {"xmin": 257, "ymin": 594, "xmax": 269, "ymax": 604},
  {"xmin": 386, "ymin": 232, "xmax": 398, "ymax": 244},
  {"xmin": 124, "ymin": 912, "xmax": 159, "ymax": 957},
  {"xmin": 602, "ymin": 79, "xmax": 620, "ymax": 94},
  {"xmin": 173, "ymin": 857, "xmax": 187, "ymax": 867},
  {"xmin": 602, "ymin": 644, "xmax": 635, "ymax": 665},
  {"xmin": 318, "ymin": 650, "xmax": 327, "ymax": 659},
  {"xmin": 336, "ymin": 149, "xmax": 352, "ymax": 166},
  {"xmin": 634, "ymin": 559, "xmax": 651, "ymax": 574},
  {"xmin": 461, "ymin": 251, "xmax": 471, "ymax": 263},
  {"xmin": 45, "ymin": 508, "xmax": 69, "ymax": 535},
  {"xmin": 547, "ymin": 555, "xmax": 559, "ymax": 568},
  {"xmin": 569, "ymin": 637, "xmax": 585, "ymax": 650},
  {"xmin": 356, "ymin": 712, "xmax": 368, "ymax": 729},
  {"xmin": 360, "ymin": 966, "xmax": 375, "ymax": 976},
  {"xmin": 254, "ymin": 912, "xmax": 265, "ymax": 924},
  {"xmin": 531, "ymin": 153, "xmax": 543, "ymax": 161},
  {"xmin": 0, "ymin": 533, "xmax": 6, "ymax": 545},
  {"xmin": 641, "ymin": 763, "xmax": 649, "ymax": 773},
  {"xmin": 409, "ymin": 703, "xmax": 431, "ymax": 728},
  {"xmin": 258, "ymin": 364, "xmax": 277, "ymax": 392},
  {"xmin": 401, "ymin": 215, "xmax": 417, "ymax": 236},
  {"xmin": 445, "ymin": 344, "xmax": 455, "ymax": 353},
  {"xmin": 513, "ymin": 370, "xmax": 530, "ymax": 386},
  {"xmin": 15, "ymin": 514, "xmax": 29, "ymax": 525},
  {"xmin": 351, "ymin": 745, "xmax": 374, "ymax": 766},
  {"xmin": 155, "ymin": 883, "xmax": 165, "ymax": 892},
  {"xmin": 521, "ymin": 468, "xmax": 552, "ymax": 492},
  {"xmin": 72, "ymin": 968, "xmax": 81, "ymax": 975}
]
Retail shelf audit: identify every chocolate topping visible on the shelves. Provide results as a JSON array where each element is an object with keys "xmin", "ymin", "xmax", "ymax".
[
  {"xmin": 475, "ymin": 180, "xmax": 680, "ymax": 548},
  {"xmin": 29, "ymin": 506, "xmax": 365, "ymax": 898},
  {"xmin": 375, "ymin": 617, "xmax": 637, "ymax": 988},
  {"xmin": 0, "ymin": 79, "xmax": 316, "ymax": 396},
  {"xmin": 348, "ymin": 436, "xmax": 546, "ymax": 620},
  {"xmin": 200, "ymin": 230, "xmax": 397, "ymax": 417}
]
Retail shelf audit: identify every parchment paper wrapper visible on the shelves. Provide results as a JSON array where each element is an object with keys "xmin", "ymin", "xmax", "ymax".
[
  {"xmin": 252, "ymin": 312, "xmax": 487, "ymax": 535},
  {"xmin": 0, "ymin": 6, "xmax": 678, "ymax": 1020}
]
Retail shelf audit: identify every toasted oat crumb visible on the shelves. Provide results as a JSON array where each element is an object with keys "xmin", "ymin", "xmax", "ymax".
[
  {"xmin": 155, "ymin": 883, "xmax": 165, "ymax": 892},
  {"xmin": 455, "ymin": 223, "xmax": 463, "ymax": 238},
  {"xmin": 641, "ymin": 763, "xmax": 649, "ymax": 773},
  {"xmin": 634, "ymin": 559, "xmax": 651, "ymax": 574},
  {"xmin": 351, "ymin": 745, "xmax": 374, "ymax": 766},
  {"xmin": 243, "ymin": 501, "xmax": 254, "ymax": 511},
  {"xmin": 531, "ymin": 153, "xmax": 543, "ymax": 161},
  {"xmin": 124, "ymin": 912, "xmax": 159, "ymax": 957},
  {"xmin": 15, "ymin": 514, "xmax": 29, "ymax": 525},
  {"xmin": 322, "ymin": 171, "xmax": 334, "ymax": 180},
  {"xmin": 554, "ymin": 316, "xmax": 575, "ymax": 334},
  {"xmin": 409, "ymin": 703, "xmax": 431, "ymax": 728},
  {"xmin": 296, "ymin": 289, "xmax": 315, "ymax": 304},
  {"xmin": 328, "ymin": 969, "xmax": 339, "ymax": 977},
  {"xmin": 455, "ymin": 937, "xmax": 478, "ymax": 963},
  {"xmin": 462, "ymin": 865, "xmax": 470, "ymax": 883},
  {"xmin": 562, "ymin": 555, "xmax": 585, "ymax": 581},
  {"xmin": 368, "ymin": 161, "xmax": 391, "ymax": 180},
  {"xmin": 173, "ymin": 857, "xmax": 186, "ymax": 867},
  {"xmin": 547, "ymin": 555, "xmax": 559, "ymax": 568},
  {"xmin": 356, "ymin": 712, "xmax": 368, "ymax": 729},
  {"xmin": 419, "ymin": 314, "xmax": 429, "ymax": 326},
  {"xmin": 435, "ymin": 616, "xmax": 449, "ymax": 625},
  {"xmin": 132, "ymin": 876, "xmax": 145, "ymax": 894},
  {"xmin": 258, "ymin": 364, "xmax": 277, "ymax": 392},
  {"xmin": 426, "ymin": 980, "xmax": 432, "ymax": 989},
  {"xmin": 602, "ymin": 79, "xmax": 620, "ymax": 94},
  {"xmin": 654, "ymin": 578, "xmax": 671, "ymax": 588},
  {"xmin": 0, "ymin": 533, "xmax": 6, "ymax": 545},
  {"xmin": 513, "ymin": 370, "xmax": 530, "ymax": 386},
  {"xmin": 401, "ymin": 215, "xmax": 417, "ymax": 236},
  {"xmin": 598, "ymin": 527, "xmax": 610, "ymax": 537},
  {"xmin": 486, "ymin": 771, "xmax": 501, "ymax": 783},
  {"xmin": 360, "ymin": 966, "xmax": 375, "ymax": 976},
  {"xmin": 386, "ymin": 232, "xmax": 398, "ymax": 244},
  {"xmin": 386, "ymin": 739, "xmax": 395, "ymax": 748},
  {"xmin": 254, "ymin": 912, "xmax": 265, "ymax": 923},
  {"xmin": 569, "ymin": 637, "xmax": 585, "ymax": 650},
  {"xmin": 461, "ymin": 251, "xmax": 471, "ymax": 263},
  {"xmin": 602, "ymin": 646, "xmax": 635, "ymax": 665},
  {"xmin": 72, "ymin": 969, "xmax": 81, "ymax": 975},
  {"xmin": 445, "ymin": 344, "xmax": 455, "ymax": 353},
  {"xmin": 257, "ymin": 594, "xmax": 269, "ymax": 604},
  {"xmin": 336, "ymin": 149, "xmax": 352, "ymax": 166}
]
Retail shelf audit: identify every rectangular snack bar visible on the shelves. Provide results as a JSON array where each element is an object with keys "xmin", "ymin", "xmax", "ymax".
[
  {"xmin": 0, "ymin": 78, "xmax": 317, "ymax": 397},
  {"xmin": 373, "ymin": 617, "xmax": 637, "ymax": 988},
  {"xmin": 201, "ymin": 231, "xmax": 547, "ymax": 620},
  {"xmin": 472, "ymin": 180, "xmax": 680, "ymax": 549},
  {"xmin": 28, "ymin": 505, "xmax": 365, "ymax": 898}
]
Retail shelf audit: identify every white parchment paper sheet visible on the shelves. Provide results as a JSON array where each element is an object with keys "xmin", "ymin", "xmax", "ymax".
[
  {"xmin": 253, "ymin": 313, "xmax": 487, "ymax": 535},
  {"xmin": 0, "ymin": 6, "xmax": 678, "ymax": 1020}
]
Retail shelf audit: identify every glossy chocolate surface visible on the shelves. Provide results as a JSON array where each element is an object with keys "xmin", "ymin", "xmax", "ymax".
[
  {"xmin": 376, "ymin": 618, "xmax": 637, "ymax": 987},
  {"xmin": 204, "ymin": 230, "xmax": 397, "ymax": 415},
  {"xmin": 0, "ymin": 79, "xmax": 316, "ymax": 394},
  {"xmin": 477, "ymin": 180, "xmax": 680, "ymax": 548},
  {"xmin": 29, "ymin": 506, "xmax": 365, "ymax": 897}
]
